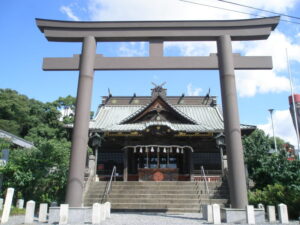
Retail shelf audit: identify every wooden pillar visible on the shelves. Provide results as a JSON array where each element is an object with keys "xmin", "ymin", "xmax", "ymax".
[
  {"xmin": 189, "ymin": 150, "xmax": 194, "ymax": 181},
  {"xmin": 95, "ymin": 147, "xmax": 98, "ymax": 176},
  {"xmin": 157, "ymin": 148, "xmax": 160, "ymax": 168},
  {"xmin": 123, "ymin": 149, "xmax": 128, "ymax": 181}
]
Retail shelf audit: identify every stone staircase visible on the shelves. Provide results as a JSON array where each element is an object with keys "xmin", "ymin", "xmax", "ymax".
[{"xmin": 84, "ymin": 181, "xmax": 229, "ymax": 213}]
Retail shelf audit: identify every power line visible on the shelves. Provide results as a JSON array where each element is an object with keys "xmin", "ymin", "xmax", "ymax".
[
  {"xmin": 214, "ymin": 0, "xmax": 300, "ymax": 21},
  {"xmin": 180, "ymin": 0, "xmax": 261, "ymax": 18},
  {"xmin": 179, "ymin": 0, "xmax": 300, "ymax": 25}
]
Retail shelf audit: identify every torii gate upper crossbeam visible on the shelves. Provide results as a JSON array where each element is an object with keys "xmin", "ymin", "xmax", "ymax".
[{"xmin": 36, "ymin": 17, "xmax": 279, "ymax": 42}]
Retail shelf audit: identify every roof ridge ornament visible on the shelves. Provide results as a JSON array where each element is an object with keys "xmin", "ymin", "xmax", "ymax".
[{"xmin": 151, "ymin": 82, "xmax": 167, "ymax": 99}]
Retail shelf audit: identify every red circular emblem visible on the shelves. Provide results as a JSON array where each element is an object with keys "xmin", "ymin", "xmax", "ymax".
[{"xmin": 153, "ymin": 171, "xmax": 164, "ymax": 181}]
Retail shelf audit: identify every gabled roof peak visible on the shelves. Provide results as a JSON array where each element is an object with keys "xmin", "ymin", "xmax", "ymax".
[{"xmin": 120, "ymin": 95, "xmax": 198, "ymax": 125}]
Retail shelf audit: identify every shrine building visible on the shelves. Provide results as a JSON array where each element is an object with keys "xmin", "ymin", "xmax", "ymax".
[{"xmin": 88, "ymin": 85, "xmax": 255, "ymax": 182}]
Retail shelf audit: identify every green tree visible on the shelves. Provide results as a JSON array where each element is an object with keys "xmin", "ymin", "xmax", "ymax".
[
  {"xmin": 0, "ymin": 139, "xmax": 70, "ymax": 204},
  {"xmin": 53, "ymin": 95, "xmax": 76, "ymax": 125},
  {"xmin": 0, "ymin": 89, "xmax": 76, "ymax": 204},
  {"xmin": 243, "ymin": 129, "xmax": 300, "ymax": 218},
  {"xmin": 0, "ymin": 89, "xmax": 30, "ymax": 136}
]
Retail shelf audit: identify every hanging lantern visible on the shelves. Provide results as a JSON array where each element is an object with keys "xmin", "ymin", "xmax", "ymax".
[
  {"xmin": 151, "ymin": 147, "xmax": 154, "ymax": 153},
  {"xmin": 139, "ymin": 147, "xmax": 143, "ymax": 153},
  {"xmin": 157, "ymin": 147, "xmax": 160, "ymax": 153},
  {"xmin": 181, "ymin": 148, "xmax": 184, "ymax": 154},
  {"xmin": 133, "ymin": 147, "xmax": 136, "ymax": 153},
  {"xmin": 176, "ymin": 147, "xmax": 180, "ymax": 153},
  {"xmin": 170, "ymin": 148, "xmax": 173, "ymax": 153},
  {"xmin": 163, "ymin": 147, "xmax": 167, "ymax": 153},
  {"xmin": 145, "ymin": 147, "xmax": 148, "ymax": 153}
]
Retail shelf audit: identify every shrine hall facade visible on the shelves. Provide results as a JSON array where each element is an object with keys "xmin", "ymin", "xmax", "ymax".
[{"xmin": 89, "ymin": 86, "xmax": 255, "ymax": 181}]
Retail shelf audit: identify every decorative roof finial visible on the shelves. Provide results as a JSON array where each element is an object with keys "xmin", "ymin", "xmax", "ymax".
[{"xmin": 151, "ymin": 82, "xmax": 167, "ymax": 99}]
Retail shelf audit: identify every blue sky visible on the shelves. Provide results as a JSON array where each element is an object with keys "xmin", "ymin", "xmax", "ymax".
[{"xmin": 1, "ymin": 0, "xmax": 300, "ymax": 146}]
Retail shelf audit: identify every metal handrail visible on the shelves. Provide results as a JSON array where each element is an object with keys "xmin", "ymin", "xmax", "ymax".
[
  {"xmin": 101, "ymin": 166, "xmax": 116, "ymax": 203},
  {"xmin": 201, "ymin": 166, "xmax": 212, "ymax": 204}
]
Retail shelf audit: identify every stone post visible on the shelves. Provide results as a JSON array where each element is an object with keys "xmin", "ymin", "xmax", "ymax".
[
  {"xmin": 217, "ymin": 34, "xmax": 248, "ymax": 208},
  {"xmin": 24, "ymin": 200, "xmax": 35, "ymax": 224},
  {"xmin": 88, "ymin": 154, "xmax": 96, "ymax": 178},
  {"xmin": 104, "ymin": 202, "xmax": 111, "ymax": 219},
  {"xmin": 16, "ymin": 199, "xmax": 24, "ymax": 209},
  {"xmin": 65, "ymin": 36, "xmax": 97, "ymax": 207},
  {"xmin": 59, "ymin": 204, "xmax": 69, "ymax": 224},
  {"xmin": 202, "ymin": 204, "xmax": 213, "ymax": 223},
  {"xmin": 246, "ymin": 205, "xmax": 255, "ymax": 224},
  {"xmin": 267, "ymin": 205, "xmax": 276, "ymax": 222},
  {"xmin": 278, "ymin": 203, "xmax": 289, "ymax": 224},
  {"xmin": 100, "ymin": 204, "xmax": 106, "ymax": 221},
  {"xmin": 38, "ymin": 203, "xmax": 48, "ymax": 223},
  {"xmin": 92, "ymin": 203, "xmax": 101, "ymax": 224},
  {"xmin": 1, "ymin": 188, "xmax": 14, "ymax": 224},
  {"xmin": 212, "ymin": 204, "xmax": 221, "ymax": 224}
]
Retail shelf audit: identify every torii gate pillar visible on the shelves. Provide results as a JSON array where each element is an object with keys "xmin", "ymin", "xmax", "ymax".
[
  {"xmin": 65, "ymin": 36, "xmax": 96, "ymax": 206},
  {"xmin": 36, "ymin": 17, "xmax": 280, "ymax": 208},
  {"xmin": 217, "ymin": 35, "xmax": 248, "ymax": 207}
]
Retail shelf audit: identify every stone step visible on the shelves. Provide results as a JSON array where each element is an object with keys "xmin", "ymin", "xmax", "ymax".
[
  {"xmin": 88, "ymin": 188, "xmax": 227, "ymax": 194},
  {"xmin": 91, "ymin": 181, "xmax": 223, "ymax": 186},
  {"xmin": 89, "ymin": 187, "xmax": 222, "ymax": 191},
  {"xmin": 86, "ymin": 193, "xmax": 228, "ymax": 199},
  {"xmin": 88, "ymin": 187, "xmax": 228, "ymax": 192},
  {"xmin": 84, "ymin": 200, "xmax": 228, "ymax": 209},
  {"xmin": 100, "ymin": 190, "xmax": 224, "ymax": 195},
  {"xmin": 85, "ymin": 197, "xmax": 228, "ymax": 203},
  {"xmin": 87, "ymin": 189, "xmax": 228, "ymax": 195},
  {"xmin": 100, "ymin": 185, "xmax": 224, "ymax": 189},
  {"xmin": 84, "ymin": 180, "xmax": 229, "ymax": 213},
  {"xmin": 109, "ymin": 198, "xmax": 227, "ymax": 204},
  {"xmin": 109, "ymin": 203, "xmax": 225, "ymax": 210}
]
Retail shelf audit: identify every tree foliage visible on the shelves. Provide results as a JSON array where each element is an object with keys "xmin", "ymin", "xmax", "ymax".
[
  {"xmin": 0, "ymin": 89, "xmax": 74, "ymax": 204},
  {"xmin": 0, "ymin": 140, "xmax": 70, "ymax": 203},
  {"xmin": 243, "ymin": 129, "xmax": 300, "ymax": 218}
]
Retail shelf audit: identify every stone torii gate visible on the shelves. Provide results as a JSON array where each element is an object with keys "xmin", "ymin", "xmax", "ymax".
[{"xmin": 36, "ymin": 17, "xmax": 280, "ymax": 208}]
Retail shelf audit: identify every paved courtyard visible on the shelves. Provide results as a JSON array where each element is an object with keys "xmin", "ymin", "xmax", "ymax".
[{"xmin": 5, "ymin": 213, "xmax": 298, "ymax": 225}]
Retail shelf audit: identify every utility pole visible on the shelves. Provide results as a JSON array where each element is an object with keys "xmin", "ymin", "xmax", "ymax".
[{"xmin": 268, "ymin": 109, "xmax": 278, "ymax": 153}]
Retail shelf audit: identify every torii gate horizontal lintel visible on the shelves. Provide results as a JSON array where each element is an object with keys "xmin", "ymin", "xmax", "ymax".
[
  {"xmin": 36, "ymin": 17, "xmax": 279, "ymax": 42},
  {"xmin": 43, "ymin": 54, "xmax": 272, "ymax": 71}
]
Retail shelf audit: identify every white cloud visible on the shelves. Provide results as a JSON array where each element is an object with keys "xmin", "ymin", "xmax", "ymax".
[
  {"xmin": 84, "ymin": 0, "xmax": 300, "ymax": 97},
  {"xmin": 87, "ymin": 0, "xmax": 298, "ymax": 21},
  {"xmin": 187, "ymin": 83, "xmax": 202, "ymax": 96},
  {"xmin": 236, "ymin": 70, "xmax": 290, "ymax": 97},
  {"xmin": 258, "ymin": 109, "xmax": 298, "ymax": 146},
  {"xmin": 235, "ymin": 31, "xmax": 300, "ymax": 73},
  {"xmin": 118, "ymin": 42, "xmax": 147, "ymax": 57},
  {"xmin": 164, "ymin": 41, "xmax": 216, "ymax": 56},
  {"xmin": 233, "ymin": 30, "xmax": 300, "ymax": 97},
  {"xmin": 87, "ymin": 0, "xmax": 249, "ymax": 21},
  {"xmin": 244, "ymin": 0, "xmax": 297, "ymax": 13},
  {"xmin": 60, "ymin": 6, "xmax": 80, "ymax": 21}
]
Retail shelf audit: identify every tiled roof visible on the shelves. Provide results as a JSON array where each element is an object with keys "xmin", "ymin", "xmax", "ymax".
[
  {"xmin": 119, "ymin": 96, "xmax": 198, "ymax": 125},
  {"xmin": 0, "ymin": 129, "xmax": 35, "ymax": 149},
  {"xmin": 90, "ymin": 104, "xmax": 255, "ymax": 132}
]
